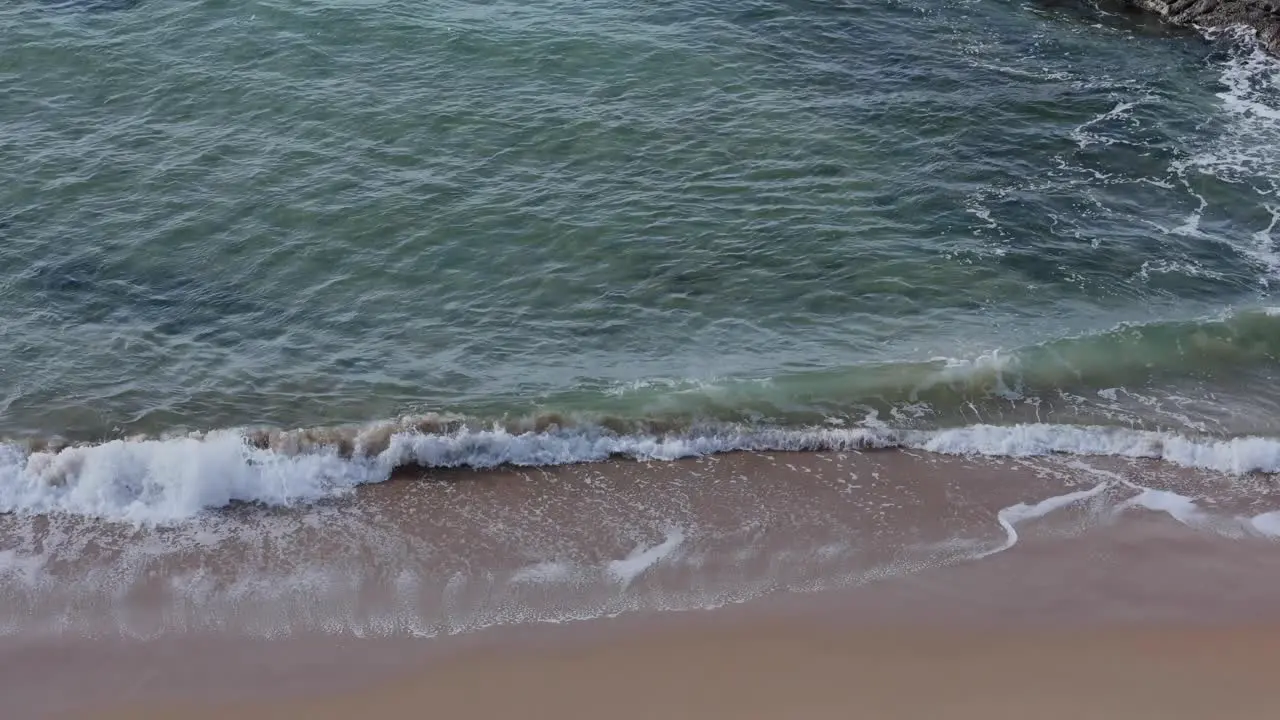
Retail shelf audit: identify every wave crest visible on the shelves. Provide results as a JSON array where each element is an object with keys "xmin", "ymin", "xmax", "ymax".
[{"xmin": 3, "ymin": 420, "xmax": 1280, "ymax": 524}]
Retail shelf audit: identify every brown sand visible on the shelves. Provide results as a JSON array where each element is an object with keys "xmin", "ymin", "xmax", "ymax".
[
  {"xmin": 6, "ymin": 449, "xmax": 1279, "ymax": 719},
  {"xmin": 95, "ymin": 622, "xmax": 1280, "ymax": 720},
  {"xmin": 82, "ymin": 513, "xmax": 1280, "ymax": 720}
]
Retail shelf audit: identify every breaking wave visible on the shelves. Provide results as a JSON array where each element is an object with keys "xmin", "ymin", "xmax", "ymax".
[
  {"xmin": 2, "ymin": 421, "xmax": 1279, "ymax": 524},
  {"xmin": 2, "ymin": 309, "xmax": 1278, "ymax": 523}
]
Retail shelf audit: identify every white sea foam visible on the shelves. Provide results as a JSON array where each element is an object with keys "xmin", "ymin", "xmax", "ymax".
[
  {"xmin": 1119, "ymin": 488, "xmax": 1204, "ymax": 526},
  {"xmin": 914, "ymin": 424, "xmax": 1280, "ymax": 475},
  {"xmin": 1199, "ymin": 32, "xmax": 1280, "ymax": 172},
  {"xmin": 510, "ymin": 561, "xmax": 573, "ymax": 585},
  {"xmin": 1070, "ymin": 98, "xmax": 1141, "ymax": 149},
  {"xmin": 0, "ymin": 433, "xmax": 387, "ymax": 523},
  {"xmin": 1248, "ymin": 511, "xmax": 1280, "ymax": 536},
  {"xmin": 979, "ymin": 483, "xmax": 1111, "ymax": 558},
  {"xmin": 3, "ymin": 422, "xmax": 1280, "ymax": 524},
  {"xmin": 1255, "ymin": 205, "xmax": 1280, "ymax": 282},
  {"xmin": 1146, "ymin": 33, "xmax": 1280, "ymax": 290},
  {"xmin": 608, "ymin": 528, "xmax": 685, "ymax": 587}
]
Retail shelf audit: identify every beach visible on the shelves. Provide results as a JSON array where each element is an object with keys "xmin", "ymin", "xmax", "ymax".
[
  {"xmin": 104, "ymin": 621, "xmax": 1280, "ymax": 720},
  {"xmin": 4, "ymin": 1, "xmax": 1280, "ymax": 717},
  {"xmin": 53, "ymin": 503, "xmax": 1280, "ymax": 719},
  {"xmin": 1, "ymin": 449, "xmax": 1277, "ymax": 718}
]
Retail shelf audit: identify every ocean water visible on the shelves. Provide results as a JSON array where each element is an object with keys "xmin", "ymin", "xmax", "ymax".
[
  {"xmin": 4, "ymin": 0, "xmax": 1279, "ymax": 517},
  {"xmin": 2, "ymin": 0, "xmax": 1280, "ymax": 642}
]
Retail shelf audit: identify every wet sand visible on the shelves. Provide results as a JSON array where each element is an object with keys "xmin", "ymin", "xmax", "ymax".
[
  {"xmin": 104, "ymin": 626, "xmax": 1280, "ymax": 720},
  {"xmin": 3, "ymin": 449, "xmax": 1279, "ymax": 718},
  {"xmin": 83, "ymin": 514, "xmax": 1280, "ymax": 720}
]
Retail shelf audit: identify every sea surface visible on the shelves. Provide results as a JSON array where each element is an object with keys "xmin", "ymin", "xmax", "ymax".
[{"xmin": 1, "ymin": 0, "xmax": 1280, "ymax": 644}]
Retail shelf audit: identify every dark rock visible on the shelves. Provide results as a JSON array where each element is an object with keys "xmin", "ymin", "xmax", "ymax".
[{"xmin": 1126, "ymin": 0, "xmax": 1280, "ymax": 54}]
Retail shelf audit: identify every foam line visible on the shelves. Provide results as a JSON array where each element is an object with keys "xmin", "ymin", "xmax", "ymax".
[{"xmin": 3, "ymin": 423, "xmax": 1280, "ymax": 523}]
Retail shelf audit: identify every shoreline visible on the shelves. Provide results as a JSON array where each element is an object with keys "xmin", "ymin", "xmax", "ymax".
[
  {"xmin": 9, "ymin": 418, "xmax": 1280, "ymax": 525},
  {"xmin": 66, "ymin": 512, "xmax": 1280, "ymax": 720},
  {"xmin": 4, "ymin": 449, "xmax": 1280, "ymax": 717}
]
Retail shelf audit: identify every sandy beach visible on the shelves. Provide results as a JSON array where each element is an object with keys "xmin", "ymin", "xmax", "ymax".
[
  {"xmin": 92, "ymin": 622, "xmax": 1280, "ymax": 720},
  {"xmin": 6, "ymin": 0, "xmax": 1280, "ymax": 717},
  {"xmin": 40, "ymin": 484, "xmax": 1280, "ymax": 719}
]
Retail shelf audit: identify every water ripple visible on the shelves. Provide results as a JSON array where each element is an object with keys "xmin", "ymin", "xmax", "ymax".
[{"xmin": 0, "ymin": 0, "xmax": 1277, "ymax": 435}]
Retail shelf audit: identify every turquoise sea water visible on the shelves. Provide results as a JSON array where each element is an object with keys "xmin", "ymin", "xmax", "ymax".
[
  {"xmin": 6, "ymin": 4, "xmax": 1280, "ymax": 657},
  {"xmin": 0, "ymin": 0, "xmax": 1279, "ymax": 520}
]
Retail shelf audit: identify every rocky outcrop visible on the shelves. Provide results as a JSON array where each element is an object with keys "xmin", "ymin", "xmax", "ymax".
[{"xmin": 1127, "ymin": 0, "xmax": 1280, "ymax": 54}]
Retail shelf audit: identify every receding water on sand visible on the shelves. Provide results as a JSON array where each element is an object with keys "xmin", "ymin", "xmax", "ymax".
[{"xmin": 3, "ymin": 449, "xmax": 1278, "ymax": 641}]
